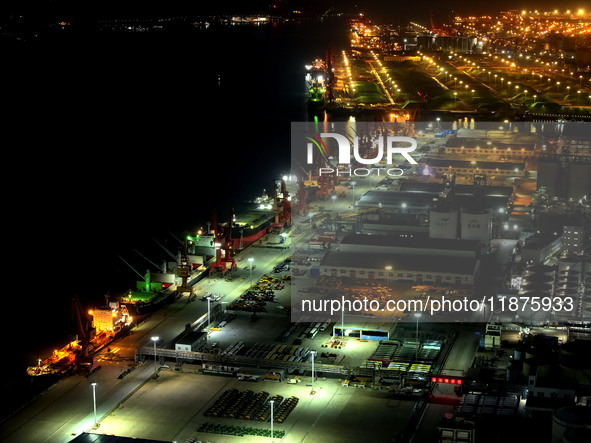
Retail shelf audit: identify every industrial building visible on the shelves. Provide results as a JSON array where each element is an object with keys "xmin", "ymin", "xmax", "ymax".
[
  {"xmin": 356, "ymin": 182, "xmax": 512, "ymax": 217},
  {"xmin": 338, "ymin": 176, "xmax": 492, "ymax": 283},
  {"xmin": 339, "ymin": 233, "xmax": 480, "ymax": 258},
  {"xmin": 444, "ymin": 137, "xmax": 536, "ymax": 159},
  {"xmin": 175, "ymin": 331, "xmax": 207, "ymax": 352},
  {"xmin": 320, "ymin": 251, "xmax": 480, "ymax": 285},
  {"xmin": 420, "ymin": 158, "xmax": 526, "ymax": 178},
  {"xmin": 562, "ymin": 225, "xmax": 589, "ymax": 255},
  {"xmin": 332, "ymin": 322, "xmax": 395, "ymax": 340},
  {"xmin": 321, "ymin": 233, "xmax": 481, "ymax": 285},
  {"xmin": 417, "ymin": 35, "xmax": 476, "ymax": 52},
  {"xmin": 537, "ymin": 153, "xmax": 591, "ymax": 200},
  {"xmin": 520, "ymin": 233, "xmax": 562, "ymax": 264}
]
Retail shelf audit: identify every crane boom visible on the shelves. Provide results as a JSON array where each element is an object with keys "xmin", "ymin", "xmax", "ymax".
[
  {"xmin": 118, "ymin": 255, "xmax": 147, "ymax": 281},
  {"xmin": 152, "ymin": 237, "xmax": 178, "ymax": 260},
  {"xmin": 133, "ymin": 249, "xmax": 164, "ymax": 272}
]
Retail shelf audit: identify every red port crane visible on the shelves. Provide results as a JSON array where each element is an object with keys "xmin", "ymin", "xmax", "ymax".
[{"xmin": 209, "ymin": 208, "xmax": 237, "ymax": 275}]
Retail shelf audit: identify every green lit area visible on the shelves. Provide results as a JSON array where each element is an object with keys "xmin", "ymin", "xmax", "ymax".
[
  {"xmin": 135, "ymin": 281, "xmax": 163, "ymax": 293},
  {"xmin": 124, "ymin": 290, "xmax": 161, "ymax": 303}
]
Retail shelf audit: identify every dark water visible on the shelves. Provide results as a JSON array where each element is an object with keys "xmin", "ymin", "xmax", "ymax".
[{"xmin": 2, "ymin": 19, "xmax": 348, "ymax": 420}]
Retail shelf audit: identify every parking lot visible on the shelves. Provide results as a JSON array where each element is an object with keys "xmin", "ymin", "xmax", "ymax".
[{"xmin": 96, "ymin": 370, "xmax": 417, "ymax": 442}]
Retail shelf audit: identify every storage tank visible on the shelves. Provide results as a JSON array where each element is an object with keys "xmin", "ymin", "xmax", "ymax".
[
  {"xmin": 460, "ymin": 209, "xmax": 492, "ymax": 243},
  {"xmin": 552, "ymin": 406, "xmax": 591, "ymax": 443},
  {"xmin": 524, "ymin": 264, "xmax": 556, "ymax": 276},
  {"xmin": 563, "ymin": 428, "xmax": 591, "ymax": 443},
  {"xmin": 554, "ymin": 289, "xmax": 578, "ymax": 299},
  {"xmin": 520, "ymin": 282, "xmax": 554, "ymax": 292},
  {"xmin": 429, "ymin": 208, "xmax": 459, "ymax": 239},
  {"xmin": 559, "ymin": 256, "xmax": 584, "ymax": 274},
  {"xmin": 522, "ymin": 272, "xmax": 555, "ymax": 284},
  {"xmin": 537, "ymin": 159, "xmax": 564, "ymax": 198},
  {"xmin": 567, "ymin": 162, "xmax": 591, "ymax": 200}
]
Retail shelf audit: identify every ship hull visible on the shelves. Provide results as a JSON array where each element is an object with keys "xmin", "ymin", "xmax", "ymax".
[
  {"xmin": 230, "ymin": 206, "xmax": 275, "ymax": 249},
  {"xmin": 231, "ymin": 226, "xmax": 267, "ymax": 249},
  {"xmin": 122, "ymin": 290, "xmax": 176, "ymax": 316}
]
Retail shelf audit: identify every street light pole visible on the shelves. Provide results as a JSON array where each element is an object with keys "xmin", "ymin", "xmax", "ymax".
[
  {"xmin": 91, "ymin": 382, "xmax": 97, "ymax": 428},
  {"xmin": 311, "ymin": 350, "xmax": 316, "ymax": 394},
  {"xmin": 270, "ymin": 399, "xmax": 274, "ymax": 442},
  {"xmin": 207, "ymin": 297, "xmax": 211, "ymax": 327},
  {"xmin": 151, "ymin": 336, "xmax": 159, "ymax": 373},
  {"xmin": 248, "ymin": 257, "xmax": 254, "ymax": 281},
  {"xmin": 341, "ymin": 305, "xmax": 345, "ymax": 339},
  {"xmin": 414, "ymin": 313, "xmax": 421, "ymax": 360}
]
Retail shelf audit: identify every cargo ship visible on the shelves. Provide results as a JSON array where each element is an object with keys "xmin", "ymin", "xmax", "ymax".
[
  {"xmin": 26, "ymin": 332, "xmax": 114, "ymax": 377},
  {"xmin": 27, "ymin": 299, "xmax": 131, "ymax": 377},
  {"xmin": 229, "ymin": 202, "xmax": 275, "ymax": 249},
  {"xmin": 306, "ymin": 58, "xmax": 328, "ymax": 115},
  {"xmin": 227, "ymin": 186, "xmax": 290, "ymax": 249}
]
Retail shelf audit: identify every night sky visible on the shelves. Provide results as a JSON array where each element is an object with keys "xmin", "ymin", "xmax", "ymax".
[{"xmin": 2, "ymin": 0, "xmax": 590, "ymax": 27}]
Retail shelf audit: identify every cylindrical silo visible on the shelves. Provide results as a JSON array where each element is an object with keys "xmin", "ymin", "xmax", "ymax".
[
  {"xmin": 460, "ymin": 209, "xmax": 492, "ymax": 243},
  {"xmin": 429, "ymin": 208, "xmax": 459, "ymax": 239},
  {"xmin": 552, "ymin": 406, "xmax": 591, "ymax": 443}
]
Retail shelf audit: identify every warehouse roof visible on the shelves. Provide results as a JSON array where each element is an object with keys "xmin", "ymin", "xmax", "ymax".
[
  {"xmin": 421, "ymin": 158, "xmax": 526, "ymax": 171},
  {"xmin": 399, "ymin": 181, "xmax": 514, "ymax": 198},
  {"xmin": 445, "ymin": 137, "xmax": 535, "ymax": 150},
  {"xmin": 321, "ymin": 251, "xmax": 479, "ymax": 275},
  {"xmin": 522, "ymin": 233, "xmax": 561, "ymax": 250},
  {"xmin": 341, "ymin": 233, "xmax": 480, "ymax": 252},
  {"xmin": 356, "ymin": 190, "xmax": 511, "ymax": 211}
]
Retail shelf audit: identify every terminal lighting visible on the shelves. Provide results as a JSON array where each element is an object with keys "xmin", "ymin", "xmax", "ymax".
[{"xmin": 432, "ymin": 377, "xmax": 462, "ymax": 385}]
